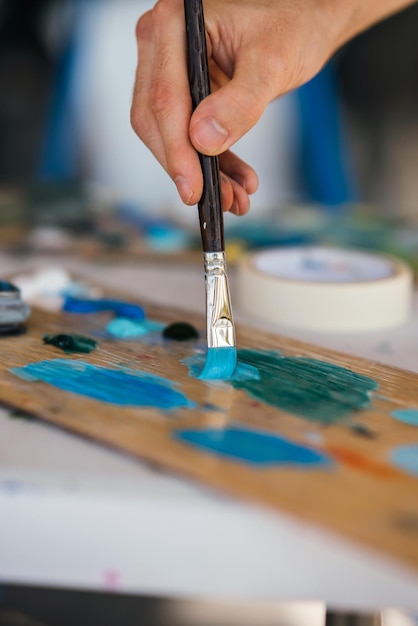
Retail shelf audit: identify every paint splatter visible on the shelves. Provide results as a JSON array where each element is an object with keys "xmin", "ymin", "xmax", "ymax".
[
  {"xmin": 9, "ymin": 409, "xmax": 35, "ymax": 422},
  {"xmin": 184, "ymin": 349, "xmax": 378, "ymax": 423},
  {"xmin": 11, "ymin": 359, "xmax": 195, "ymax": 410},
  {"xmin": 174, "ymin": 426, "xmax": 331, "ymax": 467},
  {"xmin": 163, "ymin": 322, "xmax": 199, "ymax": 341},
  {"xmin": 63, "ymin": 296, "xmax": 145, "ymax": 320},
  {"xmin": 391, "ymin": 445, "xmax": 418, "ymax": 477},
  {"xmin": 391, "ymin": 409, "xmax": 418, "ymax": 427},
  {"xmin": 350, "ymin": 423, "xmax": 377, "ymax": 439},
  {"xmin": 391, "ymin": 512, "xmax": 418, "ymax": 534},
  {"xmin": 326, "ymin": 445, "xmax": 399, "ymax": 478},
  {"xmin": 106, "ymin": 317, "xmax": 164, "ymax": 339},
  {"xmin": 43, "ymin": 333, "xmax": 97, "ymax": 354}
]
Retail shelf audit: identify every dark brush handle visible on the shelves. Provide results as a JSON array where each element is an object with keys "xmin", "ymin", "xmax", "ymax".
[{"xmin": 184, "ymin": 0, "xmax": 224, "ymax": 253}]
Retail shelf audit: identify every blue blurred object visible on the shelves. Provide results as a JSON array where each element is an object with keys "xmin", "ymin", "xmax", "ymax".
[
  {"xmin": 38, "ymin": 11, "xmax": 79, "ymax": 181},
  {"xmin": 296, "ymin": 63, "xmax": 358, "ymax": 209}
]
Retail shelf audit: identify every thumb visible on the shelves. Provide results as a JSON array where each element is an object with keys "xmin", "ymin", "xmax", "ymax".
[{"xmin": 189, "ymin": 55, "xmax": 277, "ymax": 156}]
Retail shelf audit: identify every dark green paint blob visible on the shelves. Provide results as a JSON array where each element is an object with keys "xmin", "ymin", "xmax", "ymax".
[
  {"xmin": 350, "ymin": 423, "xmax": 377, "ymax": 439},
  {"xmin": 163, "ymin": 322, "xmax": 199, "ymax": 341},
  {"xmin": 43, "ymin": 333, "xmax": 97, "ymax": 354},
  {"xmin": 231, "ymin": 349, "xmax": 378, "ymax": 424}
]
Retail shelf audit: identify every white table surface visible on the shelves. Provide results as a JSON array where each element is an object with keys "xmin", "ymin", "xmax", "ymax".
[{"xmin": 1, "ymin": 254, "xmax": 418, "ymax": 611}]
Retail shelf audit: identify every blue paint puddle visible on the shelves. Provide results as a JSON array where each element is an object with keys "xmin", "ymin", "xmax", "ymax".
[
  {"xmin": 106, "ymin": 317, "xmax": 164, "ymax": 339},
  {"xmin": 174, "ymin": 426, "xmax": 331, "ymax": 468},
  {"xmin": 391, "ymin": 444, "xmax": 418, "ymax": 477},
  {"xmin": 391, "ymin": 409, "xmax": 418, "ymax": 427},
  {"xmin": 63, "ymin": 297, "xmax": 145, "ymax": 320},
  {"xmin": 11, "ymin": 359, "xmax": 195, "ymax": 410}
]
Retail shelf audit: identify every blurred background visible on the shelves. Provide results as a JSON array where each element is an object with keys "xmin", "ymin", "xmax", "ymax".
[
  {"xmin": 1, "ymin": 0, "xmax": 418, "ymax": 267},
  {"xmin": 1, "ymin": 1, "xmax": 418, "ymax": 624},
  {"xmin": 0, "ymin": 0, "xmax": 418, "ymax": 216}
]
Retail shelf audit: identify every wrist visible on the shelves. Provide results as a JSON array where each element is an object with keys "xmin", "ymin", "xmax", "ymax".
[{"xmin": 335, "ymin": 0, "xmax": 415, "ymax": 47}]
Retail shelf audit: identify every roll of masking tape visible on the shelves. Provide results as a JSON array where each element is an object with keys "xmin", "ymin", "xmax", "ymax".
[{"xmin": 236, "ymin": 246, "xmax": 413, "ymax": 332}]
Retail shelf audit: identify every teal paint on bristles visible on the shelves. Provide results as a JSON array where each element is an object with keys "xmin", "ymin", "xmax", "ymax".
[{"xmin": 184, "ymin": 0, "xmax": 237, "ymax": 380}]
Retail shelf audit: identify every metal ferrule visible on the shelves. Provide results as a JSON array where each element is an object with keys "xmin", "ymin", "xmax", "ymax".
[{"xmin": 203, "ymin": 252, "xmax": 235, "ymax": 348}]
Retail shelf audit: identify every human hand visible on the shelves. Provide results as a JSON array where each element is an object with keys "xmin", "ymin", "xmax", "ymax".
[{"xmin": 131, "ymin": 0, "xmax": 413, "ymax": 215}]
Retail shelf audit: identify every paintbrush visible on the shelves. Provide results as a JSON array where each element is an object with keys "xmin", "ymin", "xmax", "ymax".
[{"xmin": 184, "ymin": 0, "xmax": 236, "ymax": 379}]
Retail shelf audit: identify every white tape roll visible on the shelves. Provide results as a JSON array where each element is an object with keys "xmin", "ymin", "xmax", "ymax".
[{"xmin": 236, "ymin": 246, "xmax": 413, "ymax": 332}]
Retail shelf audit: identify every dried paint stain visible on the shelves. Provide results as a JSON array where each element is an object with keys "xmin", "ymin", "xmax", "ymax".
[
  {"xmin": 174, "ymin": 426, "xmax": 331, "ymax": 468},
  {"xmin": 11, "ymin": 359, "xmax": 195, "ymax": 410},
  {"xmin": 184, "ymin": 349, "xmax": 378, "ymax": 423}
]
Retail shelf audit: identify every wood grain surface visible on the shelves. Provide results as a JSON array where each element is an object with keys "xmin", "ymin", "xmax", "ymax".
[{"xmin": 1, "ymin": 297, "xmax": 418, "ymax": 572}]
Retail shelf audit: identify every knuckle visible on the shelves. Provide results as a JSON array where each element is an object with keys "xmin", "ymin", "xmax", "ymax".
[
  {"xmin": 135, "ymin": 11, "xmax": 152, "ymax": 41},
  {"xmin": 152, "ymin": 0, "xmax": 171, "ymax": 27},
  {"xmin": 130, "ymin": 106, "xmax": 149, "ymax": 140},
  {"xmin": 150, "ymin": 80, "xmax": 174, "ymax": 116}
]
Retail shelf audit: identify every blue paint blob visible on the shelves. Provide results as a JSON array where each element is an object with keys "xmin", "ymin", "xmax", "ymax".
[
  {"xmin": 63, "ymin": 297, "xmax": 145, "ymax": 320},
  {"xmin": 174, "ymin": 426, "xmax": 331, "ymax": 467},
  {"xmin": 11, "ymin": 359, "xmax": 195, "ymax": 410},
  {"xmin": 392, "ymin": 409, "xmax": 418, "ymax": 427},
  {"xmin": 391, "ymin": 445, "xmax": 418, "ymax": 477},
  {"xmin": 185, "ymin": 347, "xmax": 238, "ymax": 380},
  {"xmin": 106, "ymin": 317, "xmax": 164, "ymax": 339}
]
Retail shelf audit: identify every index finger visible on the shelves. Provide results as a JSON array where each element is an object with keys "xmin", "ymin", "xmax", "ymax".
[{"xmin": 150, "ymin": 0, "xmax": 203, "ymax": 204}]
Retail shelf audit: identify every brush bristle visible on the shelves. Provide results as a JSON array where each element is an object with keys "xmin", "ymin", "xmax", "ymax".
[{"xmin": 197, "ymin": 346, "xmax": 237, "ymax": 380}]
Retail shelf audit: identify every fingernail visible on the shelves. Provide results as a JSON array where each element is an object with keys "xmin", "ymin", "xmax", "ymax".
[
  {"xmin": 175, "ymin": 176, "xmax": 193, "ymax": 204},
  {"xmin": 193, "ymin": 117, "xmax": 228, "ymax": 152}
]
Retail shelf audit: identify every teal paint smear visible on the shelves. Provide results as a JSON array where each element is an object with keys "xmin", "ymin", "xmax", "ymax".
[
  {"xmin": 392, "ymin": 409, "xmax": 418, "ymax": 427},
  {"xmin": 183, "ymin": 349, "xmax": 378, "ymax": 423},
  {"xmin": 232, "ymin": 350, "xmax": 378, "ymax": 423},
  {"xmin": 106, "ymin": 317, "xmax": 164, "ymax": 339},
  {"xmin": 391, "ymin": 444, "xmax": 418, "ymax": 476},
  {"xmin": 174, "ymin": 426, "xmax": 332, "ymax": 468},
  {"xmin": 11, "ymin": 359, "xmax": 195, "ymax": 410}
]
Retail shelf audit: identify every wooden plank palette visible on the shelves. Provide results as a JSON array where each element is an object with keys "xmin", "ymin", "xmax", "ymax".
[{"xmin": 1, "ymin": 297, "xmax": 418, "ymax": 572}]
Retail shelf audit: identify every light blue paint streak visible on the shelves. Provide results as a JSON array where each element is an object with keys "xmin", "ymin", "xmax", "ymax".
[
  {"xmin": 174, "ymin": 426, "xmax": 332, "ymax": 468},
  {"xmin": 185, "ymin": 347, "xmax": 238, "ymax": 380},
  {"xmin": 11, "ymin": 359, "xmax": 195, "ymax": 410},
  {"xmin": 63, "ymin": 297, "xmax": 145, "ymax": 320},
  {"xmin": 392, "ymin": 409, "xmax": 418, "ymax": 427},
  {"xmin": 107, "ymin": 317, "xmax": 164, "ymax": 339},
  {"xmin": 391, "ymin": 444, "xmax": 418, "ymax": 477}
]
